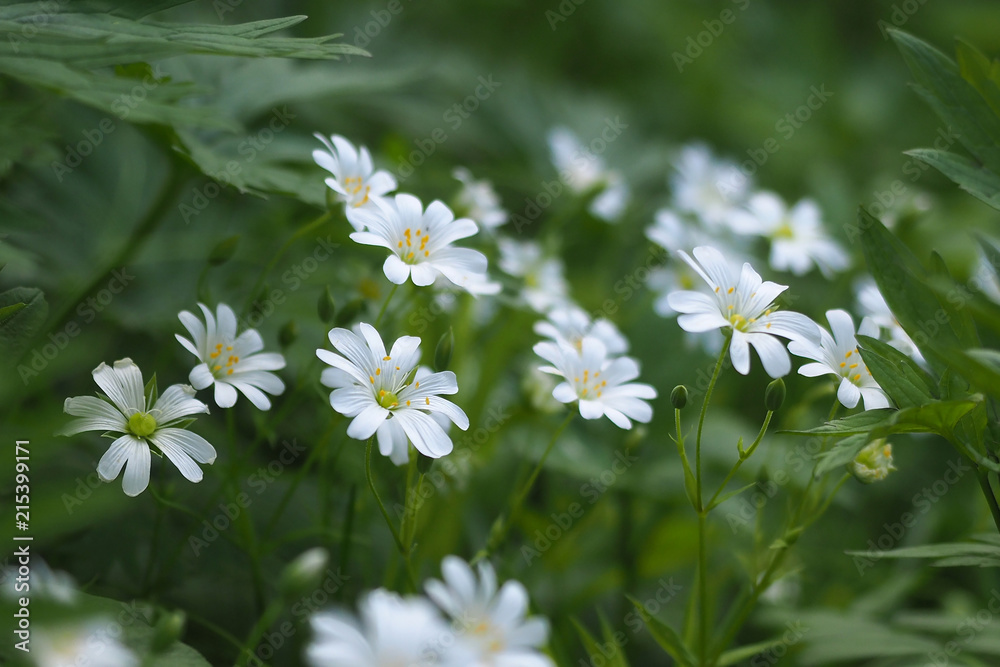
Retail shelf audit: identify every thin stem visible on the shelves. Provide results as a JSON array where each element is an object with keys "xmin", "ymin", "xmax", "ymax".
[
  {"xmin": 697, "ymin": 512, "xmax": 709, "ymax": 666},
  {"xmin": 977, "ymin": 469, "xmax": 1000, "ymax": 534},
  {"xmin": 706, "ymin": 411, "xmax": 774, "ymax": 511},
  {"xmin": 695, "ymin": 340, "xmax": 730, "ymax": 511},
  {"xmin": 238, "ymin": 599, "xmax": 285, "ymax": 667},
  {"xmin": 243, "ymin": 211, "xmax": 332, "ymax": 317},
  {"xmin": 365, "ymin": 438, "xmax": 418, "ymax": 591},
  {"xmin": 472, "ymin": 411, "xmax": 575, "ymax": 564},
  {"xmin": 373, "ymin": 283, "xmax": 399, "ymax": 328}
]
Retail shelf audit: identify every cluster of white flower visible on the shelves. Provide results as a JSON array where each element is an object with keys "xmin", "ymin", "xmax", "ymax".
[
  {"xmin": 307, "ymin": 556, "xmax": 553, "ymax": 667},
  {"xmin": 60, "ymin": 302, "xmax": 288, "ymax": 496}
]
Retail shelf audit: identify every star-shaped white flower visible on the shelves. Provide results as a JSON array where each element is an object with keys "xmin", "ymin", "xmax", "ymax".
[
  {"xmin": 534, "ymin": 337, "xmax": 657, "ymax": 429},
  {"xmin": 35, "ymin": 621, "xmax": 139, "ymax": 667},
  {"xmin": 547, "ymin": 126, "xmax": 629, "ymax": 222},
  {"xmin": 176, "ymin": 303, "xmax": 287, "ymax": 410},
  {"xmin": 317, "ymin": 323, "xmax": 469, "ymax": 462},
  {"xmin": 346, "ymin": 193, "xmax": 491, "ymax": 294},
  {"xmin": 670, "ymin": 143, "xmax": 750, "ymax": 232},
  {"xmin": 453, "ymin": 167, "xmax": 508, "ymax": 231},
  {"xmin": 666, "ymin": 246, "xmax": 820, "ymax": 378},
  {"xmin": 60, "ymin": 358, "xmax": 216, "ymax": 497},
  {"xmin": 789, "ymin": 309, "xmax": 891, "ymax": 410},
  {"xmin": 533, "ymin": 303, "xmax": 628, "ymax": 355},
  {"xmin": 313, "ymin": 133, "xmax": 397, "ymax": 215},
  {"xmin": 497, "ymin": 239, "xmax": 569, "ymax": 313},
  {"xmin": 307, "ymin": 589, "xmax": 450, "ymax": 667},
  {"xmin": 425, "ymin": 556, "xmax": 554, "ymax": 667},
  {"xmin": 730, "ymin": 192, "xmax": 849, "ymax": 277}
]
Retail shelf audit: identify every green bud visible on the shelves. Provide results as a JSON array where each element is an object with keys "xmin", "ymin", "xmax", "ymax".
[
  {"xmin": 848, "ymin": 439, "xmax": 896, "ymax": 484},
  {"xmin": 764, "ymin": 378, "xmax": 786, "ymax": 412},
  {"xmin": 335, "ymin": 298, "xmax": 363, "ymax": 327},
  {"xmin": 279, "ymin": 320, "xmax": 298, "ymax": 348},
  {"xmin": 318, "ymin": 286, "xmax": 337, "ymax": 323},
  {"xmin": 670, "ymin": 385, "xmax": 688, "ymax": 410},
  {"xmin": 151, "ymin": 610, "xmax": 186, "ymax": 654},
  {"xmin": 280, "ymin": 547, "xmax": 329, "ymax": 599},
  {"xmin": 208, "ymin": 235, "xmax": 240, "ymax": 266},
  {"xmin": 434, "ymin": 327, "xmax": 454, "ymax": 372}
]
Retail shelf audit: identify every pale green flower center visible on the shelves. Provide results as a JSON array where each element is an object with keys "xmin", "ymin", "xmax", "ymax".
[
  {"xmin": 128, "ymin": 412, "xmax": 157, "ymax": 437},
  {"xmin": 773, "ymin": 221, "xmax": 795, "ymax": 239},
  {"xmin": 378, "ymin": 389, "xmax": 400, "ymax": 409}
]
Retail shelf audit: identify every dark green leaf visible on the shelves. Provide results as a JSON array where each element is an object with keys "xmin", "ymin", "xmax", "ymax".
[
  {"xmin": 856, "ymin": 334, "xmax": 936, "ymax": 409},
  {"xmin": 0, "ymin": 286, "xmax": 48, "ymax": 364},
  {"xmin": 906, "ymin": 148, "xmax": 1000, "ymax": 211},
  {"xmin": 814, "ymin": 434, "xmax": 870, "ymax": 478},
  {"xmin": 625, "ymin": 595, "xmax": 696, "ymax": 666}
]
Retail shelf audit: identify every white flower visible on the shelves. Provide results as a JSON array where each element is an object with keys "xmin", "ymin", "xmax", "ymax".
[
  {"xmin": 731, "ymin": 192, "xmax": 849, "ymax": 277},
  {"xmin": 670, "ymin": 143, "xmax": 750, "ymax": 231},
  {"xmin": 534, "ymin": 303, "xmax": 628, "ymax": 355},
  {"xmin": 666, "ymin": 246, "xmax": 820, "ymax": 378},
  {"xmin": 534, "ymin": 337, "xmax": 657, "ymax": 429},
  {"xmin": 855, "ymin": 280, "xmax": 924, "ymax": 362},
  {"xmin": 547, "ymin": 126, "xmax": 629, "ymax": 222},
  {"xmin": 34, "ymin": 621, "xmax": 139, "ymax": 667},
  {"xmin": 347, "ymin": 193, "xmax": 491, "ymax": 294},
  {"xmin": 453, "ymin": 167, "xmax": 508, "ymax": 231},
  {"xmin": 307, "ymin": 589, "xmax": 449, "ymax": 667},
  {"xmin": 60, "ymin": 359, "xmax": 216, "ymax": 497},
  {"xmin": 788, "ymin": 309, "xmax": 891, "ymax": 410},
  {"xmin": 313, "ymin": 133, "xmax": 397, "ymax": 215},
  {"xmin": 176, "ymin": 303, "xmax": 287, "ymax": 410},
  {"xmin": 849, "ymin": 439, "xmax": 897, "ymax": 483},
  {"xmin": 317, "ymin": 323, "xmax": 469, "ymax": 462},
  {"xmin": 425, "ymin": 556, "xmax": 554, "ymax": 667},
  {"xmin": 1, "ymin": 560, "xmax": 75, "ymax": 604},
  {"xmin": 497, "ymin": 239, "xmax": 569, "ymax": 313}
]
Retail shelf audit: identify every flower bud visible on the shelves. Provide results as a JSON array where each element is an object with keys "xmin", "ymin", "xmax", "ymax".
[
  {"xmin": 848, "ymin": 439, "xmax": 896, "ymax": 484},
  {"xmin": 670, "ymin": 385, "xmax": 688, "ymax": 410},
  {"xmin": 764, "ymin": 378, "xmax": 786, "ymax": 412},
  {"xmin": 280, "ymin": 547, "xmax": 329, "ymax": 599},
  {"xmin": 151, "ymin": 610, "xmax": 186, "ymax": 654},
  {"xmin": 208, "ymin": 235, "xmax": 239, "ymax": 266},
  {"xmin": 318, "ymin": 286, "xmax": 336, "ymax": 323},
  {"xmin": 434, "ymin": 327, "xmax": 454, "ymax": 372}
]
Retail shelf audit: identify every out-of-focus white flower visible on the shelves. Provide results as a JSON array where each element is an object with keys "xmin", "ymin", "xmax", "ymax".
[
  {"xmin": 855, "ymin": 280, "xmax": 924, "ymax": 363},
  {"xmin": 313, "ymin": 133, "xmax": 397, "ymax": 214},
  {"xmin": 534, "ymin": 337, "xmax": 656, "ymax": 429},
  {"xmin": 425, "ymin": 556, "xmax": 554, "ymax": 667},
  {"xmin": 453, "ymin": 167, "xmax": 508, "ymax": 231},
  {"xmin": 523, "ymin": 365, "xmax": 565, "ymax": 415},
  {"xmin": 789, "ymin": 309, "xmax": 891, "ymax": 410},
  {"xmin": 307, "ymin": 589, "xmax": 448, "ymax": 667},
  {"xmin": 547, "ymin": 126, "xmax": 629, "ymax": 222},
  {"xmin": 666, "ymin": 246, "xmax": 820, "ymax": 378},
  {"xmin": 347, "ymin": 193, "xmax": 492, "ymax": 295},
  {"xmin": 849, "ymin": 439, "xmax": 896, "ymax": 483},
  {"xmin": 533, "ymin": 303, "xmax": 628, "ymax": 355},
  {"xmin": 317, "ymin": 323, "xmax": 469, "ymax": 463},
  {"xmin": 730, "ymin": 192, "xmax": 849, "ymax": 277},
  {"xmin": 33, "ymin": 621, "xmax": 139, "ymax": 667},
  {"xmin": 176, "ymin": 303, "xmax": 287, "ymax": 410},
  {"xmin": 670, "ymin": 143, "xmax": 750, "ymax": 231},
  {"xmin": 497, "ymin": 239, "xmax": 569, "ymax": 313},
  {"xmin": 1, "ymin": 560, "xmax": 76, "ymax": 604},
  {"xmin": 60, "ymin": 359, "xmax": 216, "ymax": 497}
]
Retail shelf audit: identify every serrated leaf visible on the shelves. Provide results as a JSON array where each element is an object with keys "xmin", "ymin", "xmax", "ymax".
[
  {"xmin": 625, "ymin": 595, "xmax": 696, "ymax": 667},
  {"xmin": 0, "ymin": 286, "xmax": 47, "ymax": 364},
  {"xmin": 906, "ymin": 148, "xmax": 1000, "ymax": 211}
]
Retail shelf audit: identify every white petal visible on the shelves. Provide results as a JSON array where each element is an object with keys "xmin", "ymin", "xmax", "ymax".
[
  {"xmin": 148, "ymin": 433, "xmax": 203, "ymax": 483},
  {"xmin": 382, "ymin": 254, "xmax": 411, "ymax": 284},
  {"xmin": 189, "ymin": 363, "xmax": 215, "ymax": 390},
  {"xmin": 677, "ymin": 312, "xmax": 729, "ymax": 333},
  {"xmin": 216, "ymin": 303, "xmax": 239, "ymax": 341},
  {"xmin": 552, "ymin": 383, "xmax": 578, "ymax": 403},
  {"xmin": 97, "ymin": 434, "xmax": 139, "ymax": 483},
  {"xmin": 376, "ymin": 418, "xmax": 410, "ymax": 465},
  {"xmin": 228, "ymin": 380, "xmax": 274, "ymax": 410},
  {"xmin": 409, "ymin": 262, "xmax": 438, "ymax": 286},
  {"xmin": 797, "ymin": 362, "xmax": 835, "ymax": 378},
  {"xmin": 860, "ymin": 387, "xmax": 892, "ymax": 410},
  {"xmin": 837, "ymin": 378, "xmax": 862, "ymax": 409},
  {"xmin": 746, "ymin": 333, "xmax": 791, "ymax": 378},
  {"xmin": 331, "ymin": 386, "xmax": 375, "ymax": 417},
  {"xmin": 177, "ymin": 310, "xmax": 206, "ymax": 354},
  {"xmin": 347, "ymin": 404, "xmax": 389, "ymax": 440},
  {"xmin": 152, "ymin": 384, "xmax": 209, "ymax": 424},
  {"xmin": 393, "ymin": 409, "xmax": 454, "ymax": 458},
  {"xmin": 214, "ymin": 381, "xmax": 238, "ymax": 408},
  {"xmin": 233, "ymin": 329, "xmax": 265, "ymax": 358},
  {"xmin": 93, "ymin": 359, "xmax": 145, "ymax": 414},
  {"xmin": 121, "ymin": 438, "xmax": 151, "ymax": 497},
  {"xmin": 729, "ymin": 332, "xmax": 751, "ymax": 375},
  {"xmin": 578, "ymin": 399, "xmax": 605, "ymax": 420},
  {"xmin": 61, "ymin": 396, "xmax": 125, "ymax": 435},
  {"xmin": 826, "ymin": 309, "xmax": 857, "ymax": 349},
  {"xmin": 174, "ymin": 333, "xmax": 201, "ymax": 359}
]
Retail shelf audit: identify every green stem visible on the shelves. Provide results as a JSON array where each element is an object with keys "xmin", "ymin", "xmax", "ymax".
[
  {"xmin": 373, "ymin": 283, "xmax": 399, "ymax": 328},
  {"xmin": 698, "ymin": 512, "xmax": 709, "ymax": 666},
  {"xmin": 472, "ymin": 411, "xmax": 574, "ymax": 565},
  {"xmin": 243, "ymin": 210, "xmax": 332, "ymax": 317},
  {"xmin": 976, "ymin": 468, "xmax": 1000, "ymax": 534},
  {"xmin": 365, "ymin": 437, "xmax": 418, "ymax": 591},
  {"xmin": 695, "ymin": 340, "xmax": 730, "ymax": 511},
  {"xmin": 706, "ymin": 411, "xmax": 773, "ymax": 511},
  {"xmin": 238, "ymin": 599, "xmax": 285, "ymax": 667}
]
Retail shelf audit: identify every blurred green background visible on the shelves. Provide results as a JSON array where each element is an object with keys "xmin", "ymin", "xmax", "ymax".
[{"xmin": 3, "ymin": 0, "xmax": 1000, "ymax": 665}]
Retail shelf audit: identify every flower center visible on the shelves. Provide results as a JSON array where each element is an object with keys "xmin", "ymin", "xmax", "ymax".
[
  {"xmin": 397, "ymin": 227, "xmax": 431, "ymax": 264},
  {"xmin": 378, "ymin": 389, "xmax": 400, "ymax": 409},
  {"xmin": 773, "ymin": 221, "xmax": 795, "ymax": 239},
  {"xmin": 574, "ymin": 368, "xmax": 606, "ymax": 399},
  {"xmin": 729, "ymin": 313, "xmax": 749, "ymax": 331},
  {"xmin": 209, "ymin": 342, "xmax": 239, "ymax": 376},
  {"xmin": 128, "ymin": 412, "xmax": 157, "ymax": 437},
  {"xmin": 838, "ymin": 348, "xmax": 869, "ymax": 384}
]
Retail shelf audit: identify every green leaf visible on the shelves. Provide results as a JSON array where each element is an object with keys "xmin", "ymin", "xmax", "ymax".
[
  {"xmin": 784, "ymin": 409, "xmax": 897, "ymax": 436},
  {"xmin": 718, "ymin": 636, "xmax": 795, "ymax": 667},
  {"xmin": 706, "ymin": 481, "xmax": 758, "ymax": 511},
  {"xmin": 144, "ymin": 373, "xmax": 158, "ymax": 410},
  {"xmin": 846, "ymin": 542, "xmax": 1000, "ymax": 568},
  {"xmin": 574, "ymin": 616, "xmax": 629, "ymax": 667},
  {"xmin": 599, "ymin": 612, "xmax": 631, "ymax": 667},
  {"xmin": 0, "ymin": 286, "xmax": 47, "ymax": 364},
  {"xmin": 890, "ymin": 29, "xmax": 1000, "ymax": 175},
  {"xmin": 814, "ymin": 434, "xmax": 870, "ymax": 478},
  {"xmin": 856, "ymin": 334, "xmax": 937, "ymax": 409},
  {"xmin": 906, "ymin": 148, "xmax": 1000, "ymax": 211},
  {"xmin": 625, "ymin": 595, "xmax": 696, "ymax": 667},
  {"xmin": 786, "ymin": 398, "xmax": 979, "ymax": 441},
  {"xmin": 955, "ymin": 39, "xmax": 1000, "ymax": 119},
  {"xmin": 0, "ymin": 301, "xmax": 25, "ymax": 322}
]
